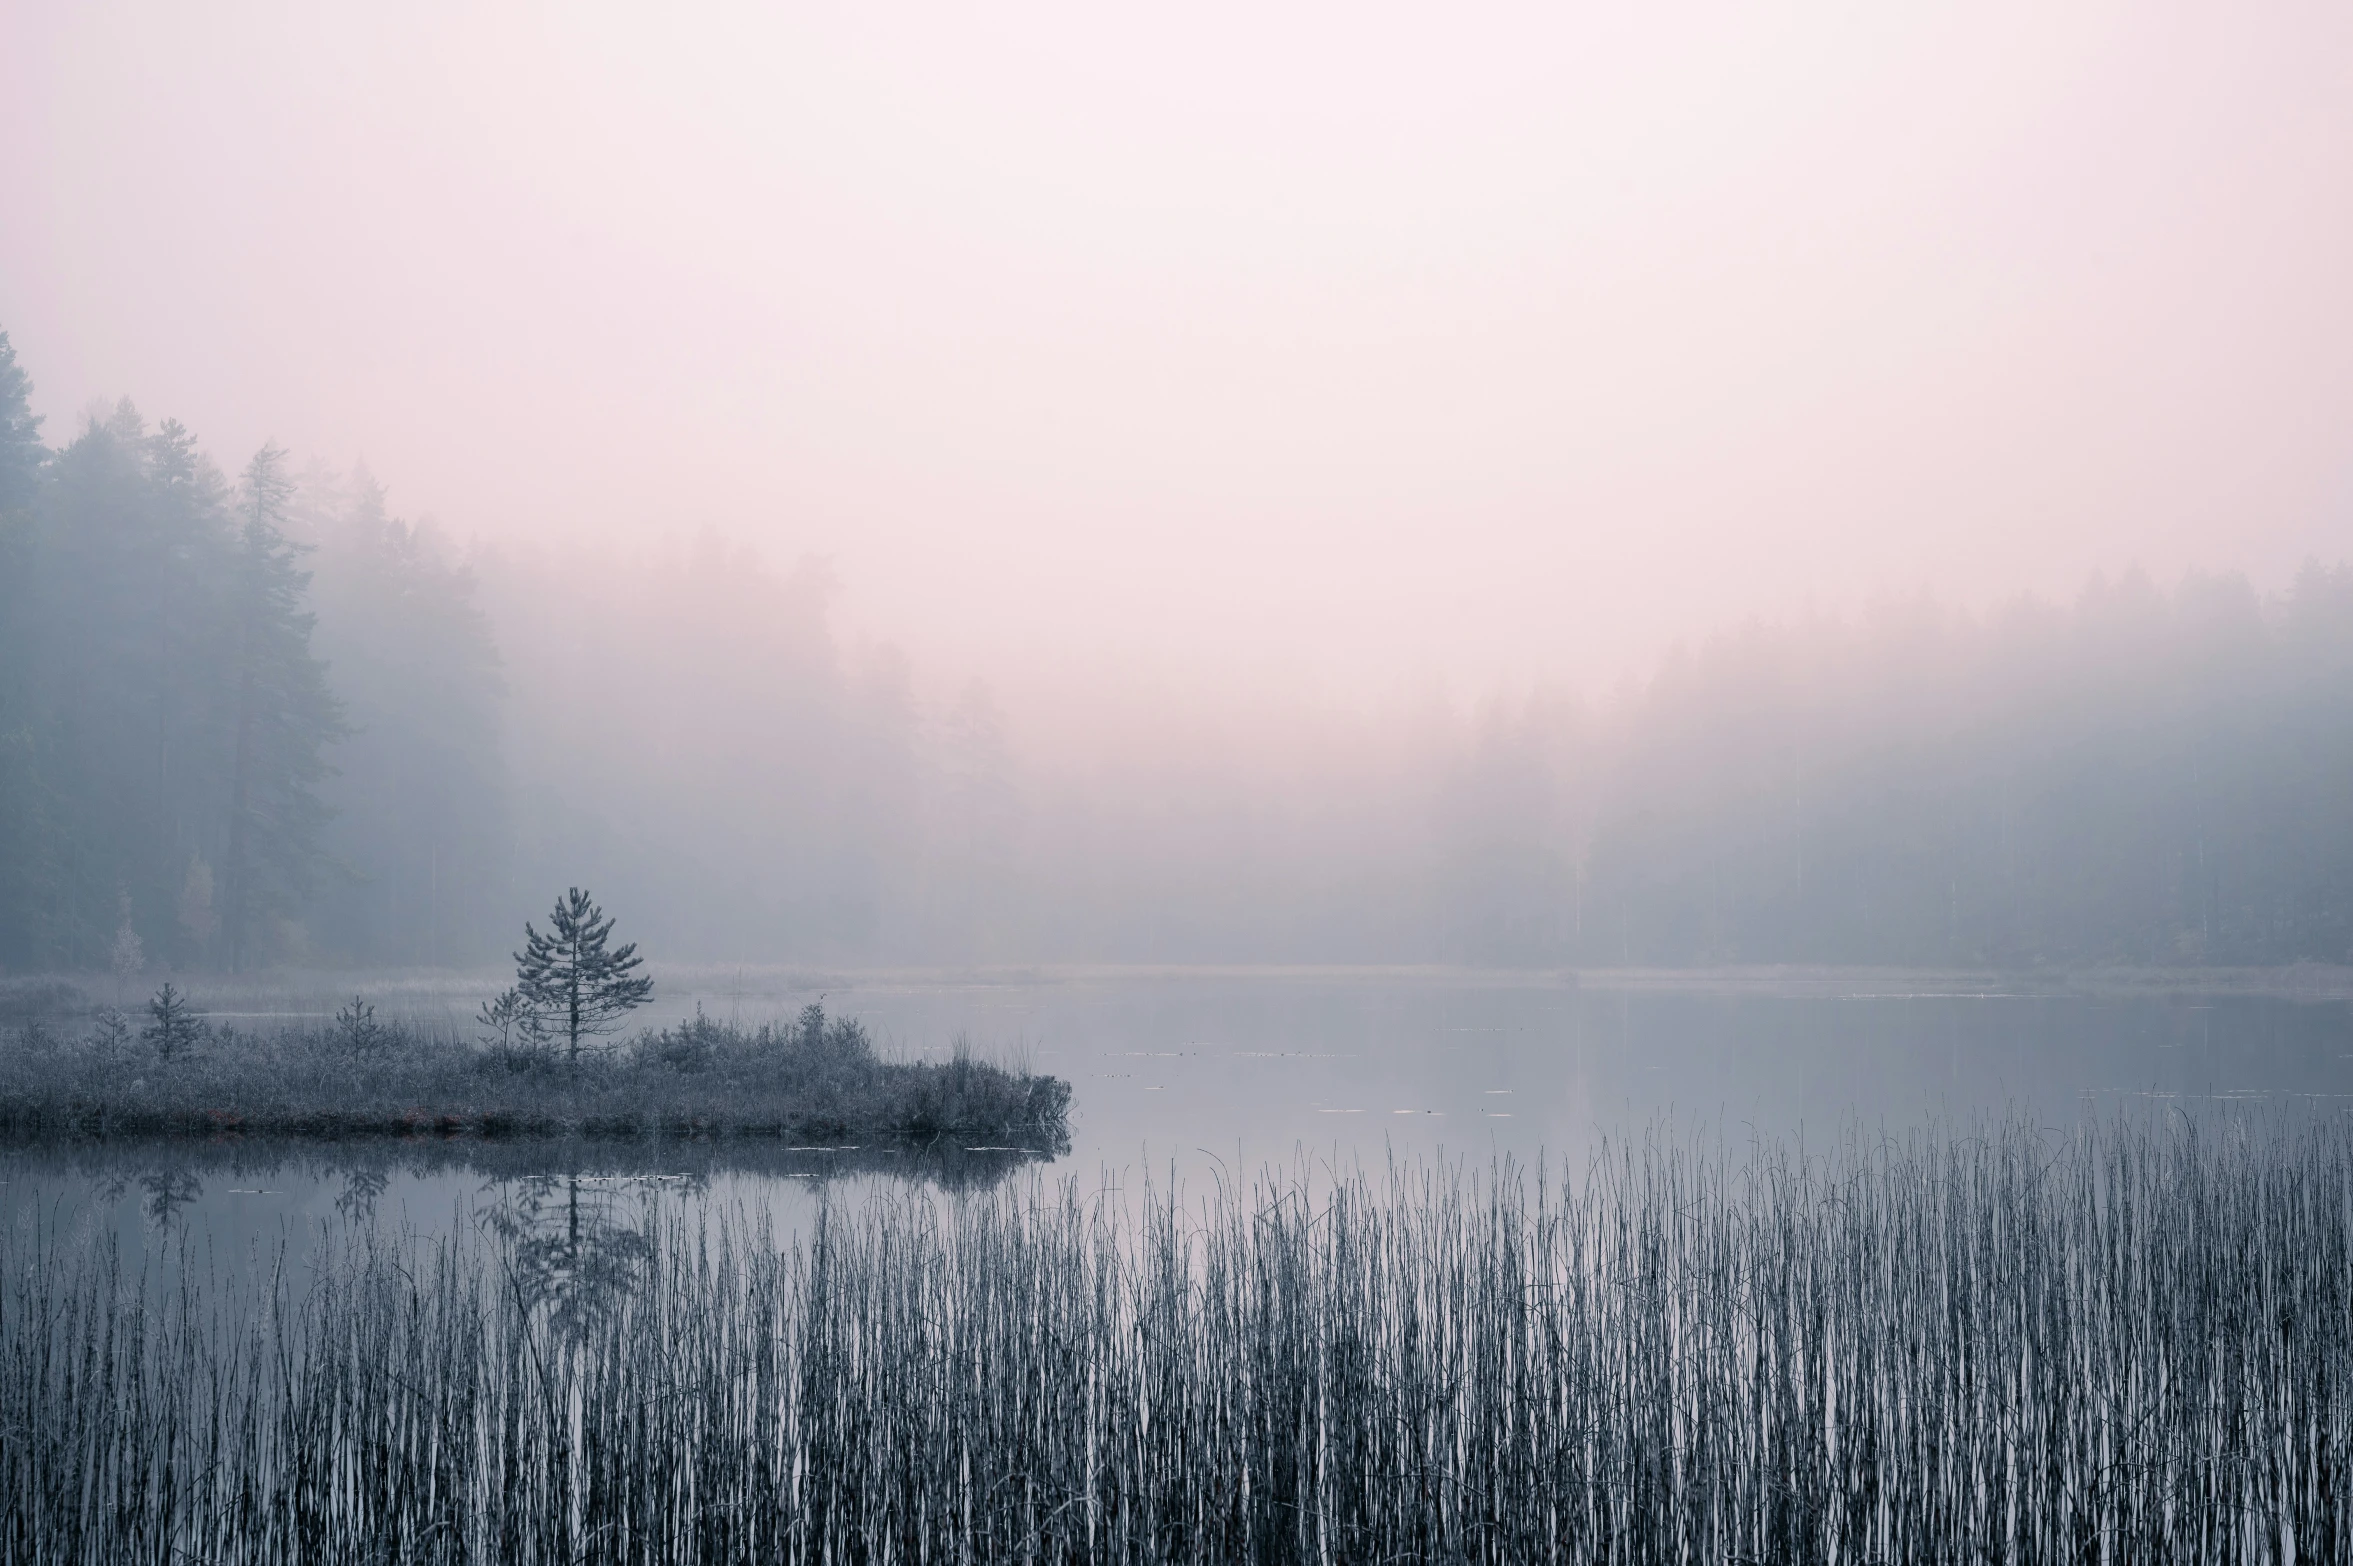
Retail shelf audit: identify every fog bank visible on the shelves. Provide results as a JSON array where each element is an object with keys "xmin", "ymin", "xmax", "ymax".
[
  {"xmin": 8, "ymin": 346, "xmax": 2353, "ymax": 971},
  {"xmin": 5, "ymin": 1, "xmax": 2351, "ymax": 702}
]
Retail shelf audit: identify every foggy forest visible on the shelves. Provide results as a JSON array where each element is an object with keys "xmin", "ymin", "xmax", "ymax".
[{"xmin": 7, "ymin": 328, "xmax": 2353, "ymax": 974}]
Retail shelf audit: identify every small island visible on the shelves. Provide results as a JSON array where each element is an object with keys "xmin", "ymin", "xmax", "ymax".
[
  {"xmin": 0, "ymin": 890, "xmax": 1072, "ymax": 1153},
  {"xmin": 0, "ymin": 1000, "xmax": 1070, "ymax": 1151}
]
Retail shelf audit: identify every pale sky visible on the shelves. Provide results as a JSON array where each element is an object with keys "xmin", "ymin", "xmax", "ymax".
[{"xmin": 5, "ymin": 0, "xmax": 2351, "ymax": 712}]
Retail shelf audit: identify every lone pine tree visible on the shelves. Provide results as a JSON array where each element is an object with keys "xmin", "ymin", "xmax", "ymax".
[
  {"xmin": 513, "ymin": 887, "xmax": 653, "ymax": 1065},
  {"xmin": 142, "ymin": 981, "xmax": 203, "ymax": 1061}
]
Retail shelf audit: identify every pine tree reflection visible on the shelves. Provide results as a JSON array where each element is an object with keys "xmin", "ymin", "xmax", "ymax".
[
  {"xmin": 334, "ymin": 1165, "xmax": 391, "ymax": 1222},
  {"xmin": 479, "ymin": 1170, "xmax": 694, "ymax": 1337},
  {"xmin": 94, "ymin": 1168, "xmax": 207, "ymax": 1226}
]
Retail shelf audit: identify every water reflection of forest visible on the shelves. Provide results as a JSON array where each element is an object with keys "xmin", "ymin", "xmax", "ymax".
[{"xmin": 55, "ymin": 1162, "xmax": 671, "ymax": 1338}]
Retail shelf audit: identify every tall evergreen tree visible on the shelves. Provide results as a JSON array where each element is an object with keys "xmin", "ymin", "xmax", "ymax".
[
  {"xmin": 513, "ymin": 887, "xmax": 653, "ymax": 1064},
  {"xmin": 0, "ymin": 332, "xmax": 46, "ymax": 963},
  {"xmin": 220, "ymin": 445, "xmax": 345, "ymax": 969},
  {"xmin": 24, "ymin": 402, "xmax": 230, "ymax": 966},
  {"xmin": 0, "ymin": 331, "xmax": 41, "ymax": 514},
  {"xmin": 303, "ymin": 465, "xmax": 507, "ymax": 964},
  {"xmin": 0, "ymin": 330, "xmax": 456, "ymax": 975}
]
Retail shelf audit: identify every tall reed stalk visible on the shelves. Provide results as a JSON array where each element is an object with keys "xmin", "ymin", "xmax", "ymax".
[{"xmin": 4, "ymin": 1117, "xmax": 2348, "ymax": 1562}]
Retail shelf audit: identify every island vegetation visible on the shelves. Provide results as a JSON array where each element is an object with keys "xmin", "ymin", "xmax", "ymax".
[
  {"xmin": 0, "ymin": 888, "xmax": 1069, "ymax": 1149},
  {"xmin": 0, "ymin": 997, "xmax": 1069, "ymax": 1148}
]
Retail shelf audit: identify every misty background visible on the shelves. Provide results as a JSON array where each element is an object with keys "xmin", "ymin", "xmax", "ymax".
[
  {"xmin": 3, "ymin": 3, "xmax": 2352, "ymax": 973},
  {"xmin": 9, "ymin": 327, "xmax": 2353, "ymax": 972}
]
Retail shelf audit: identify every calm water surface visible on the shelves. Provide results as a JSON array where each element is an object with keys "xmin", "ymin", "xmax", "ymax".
[{"xmin": 8, "ymin": 968, "xmax": 2352, "ymax": 1261}]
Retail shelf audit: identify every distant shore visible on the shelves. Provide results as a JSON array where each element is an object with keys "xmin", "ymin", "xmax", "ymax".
[
  {"xmin": 660, "ymin": 958, "xmax": 2353, "ymax": 1000},
  {"xmin": 12, "ymin": 959, "xmax": 2353, "ymax": 1035},
  {"xmin": 1557, "ymin": 961, "xmax": 2353, "ymax": 1000},
  {"xmin": 650, "ymin": 958, "xmax": 2353, "ymax": 1000}
]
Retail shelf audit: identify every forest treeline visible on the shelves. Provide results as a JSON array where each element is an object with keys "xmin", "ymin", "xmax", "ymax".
[
  {"xmin": 6, "ymin": 328, "xmax": 2353, "ymax": 971},
  {"xmin": 0, "ymin": 333, "xmax": 499, "ymax": 972},
  {"xmin": 1577, "ymin": 567, "xmax": 2353, "ymax": 966}
]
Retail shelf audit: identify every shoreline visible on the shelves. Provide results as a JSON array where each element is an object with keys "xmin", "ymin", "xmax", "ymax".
[
  {"xmin": 16, "ymin": 958, "xmax": 2353, "ymax": 1014},
  {"xmin": 0, "ymin": 1008, "xmax": 1074, "ymax": 1156}
]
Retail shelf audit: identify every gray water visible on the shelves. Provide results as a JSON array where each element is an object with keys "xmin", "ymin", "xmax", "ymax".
[{"xmin": 8, "ymin": 967, "xmax": 2352, "ymax": 1262}]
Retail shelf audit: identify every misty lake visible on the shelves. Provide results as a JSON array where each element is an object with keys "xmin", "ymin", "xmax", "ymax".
[{"xmin": 8, "ymin": 966, "xmax": 2352, "ymax": 1256}]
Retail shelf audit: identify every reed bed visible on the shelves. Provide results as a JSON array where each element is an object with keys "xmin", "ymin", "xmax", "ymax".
[{"xmin": 4, "ymin": 1116, "xmax": 2349, "ymax": 1563}]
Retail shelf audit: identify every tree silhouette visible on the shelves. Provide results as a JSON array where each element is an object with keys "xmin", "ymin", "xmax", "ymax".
[
  {"xmin": 513, "ymin": 887, "xmax": 652, "ymax": 1066},
  {"xmin": 221, "ymin": 445, "xmax": 344, "ymax": 971},
  {"xmin": 142, "ymin": 981, "xmax": 203, "ymax": 1060},
  {"xmin": 475, "ymin": 985, "xmax": 538, "ymax": 1064},
  {"xmin": 0, "ymin": 333, "xmax": 37, "ymax": 967}
]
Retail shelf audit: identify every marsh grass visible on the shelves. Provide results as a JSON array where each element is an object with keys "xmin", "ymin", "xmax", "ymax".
[
  {"xmin": 4, "ymin": 1115, "xmax": 2348, "ymax": 1561},
  {"xmin": 0, "ymin": 1005, "xmax": 1071, "ymax": 1149}
]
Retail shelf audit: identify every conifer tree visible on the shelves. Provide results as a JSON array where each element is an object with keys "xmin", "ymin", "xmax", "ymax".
[
  {"xmin": 513, "ymin": 887, "xmax": 653, "ymax": 1065},
  {"xmin": 221, "ymin": 445, "xmax": 345, "ymax": 969},
  {"xmin": 304, "ymin": 464, "xmax": 507, "ymax": 964},
  {"xmin": 0, "ymin": 332, "xmax": 45, "ymax": 964},
  {"xmin": 0, "ymin": 330, "xmax": 493, "ymax": 972},
  {"xmin": 16, "ymin": 403, "xmax": 191, "ymax": 966},
  {"xmin": 0, "ymin": 331, "xmax": 41, "ymax": 514},
  {"xmin": 142, "ymin": 981, "xmax": 203, "ymax": 1061}
]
